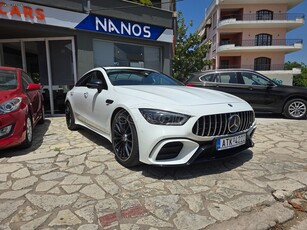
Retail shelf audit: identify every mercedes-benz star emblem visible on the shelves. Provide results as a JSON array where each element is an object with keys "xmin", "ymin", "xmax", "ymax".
[{"xmin": 228, "ymin": 115, "xmax": 241, "ymax": 133}]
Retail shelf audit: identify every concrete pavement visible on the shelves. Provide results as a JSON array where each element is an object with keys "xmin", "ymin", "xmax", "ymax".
[{"xmin": 0, "ymin": 117, "xmax": 307, "ymax": 229}]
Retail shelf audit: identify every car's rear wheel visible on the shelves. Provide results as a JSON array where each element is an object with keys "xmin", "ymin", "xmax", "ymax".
[
  {"xmin": 111, "ymin": 110, "xmax": 140, "ymax": 167},
  {"xmin": 65, "ymin": 102, "xmax": 78, "ymax": 130},
  {"xmin": 284, "ymin": 99, "xmax": 307, "ymax": 119},
  {"xmin": 20, "ymin": 115, "xmax": 33, "ymax": 148}
]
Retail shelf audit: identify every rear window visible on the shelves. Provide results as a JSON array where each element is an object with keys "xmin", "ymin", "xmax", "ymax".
[
  {"xmin": 200, "ymin": 73, "xmax": 215, "ymax": 82},
  {"xmin": 0, "ymin": 70, "xmax": 17, "ymax": 90}
]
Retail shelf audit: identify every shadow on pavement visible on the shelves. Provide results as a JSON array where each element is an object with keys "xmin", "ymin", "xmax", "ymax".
[
  {"xmin": 0, "ymin": 119, "xmax": 51, "ymax": 158},
  {"xmin": 77, "ymin": 128, "xmax": 113, "ymax": 152},
  {"xmin": 135, "ymin": 150, "xmax": 253, "ymax": 179},
  {"xmin": 74, "ymin": 126, "xmax": 254, "ymax": 179},
  {"xmin": 255, "ymin": 113, "xmax": 285, "ymax": 119}
]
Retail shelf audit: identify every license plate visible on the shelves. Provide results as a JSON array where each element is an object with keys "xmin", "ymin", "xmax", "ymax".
[{"xmin": 216, "ymin": 133, "xmax": 246, "ymax": 151}]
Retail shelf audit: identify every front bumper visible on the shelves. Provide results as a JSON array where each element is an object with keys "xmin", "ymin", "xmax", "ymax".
[
  {"xmin": 0, "ymin": 110, "xmax": 26, "ymax": 150},
  {"xmin": 145, "ymin": 124, "xmax": 256, "ymax": 166}
]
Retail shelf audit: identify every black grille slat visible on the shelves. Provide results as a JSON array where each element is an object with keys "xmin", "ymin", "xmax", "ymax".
[{"xmin": 192, "ymin": 111, "xmax": 255, "ymax": 137}]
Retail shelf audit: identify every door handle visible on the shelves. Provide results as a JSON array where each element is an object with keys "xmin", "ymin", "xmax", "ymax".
[{"xmin": 84, "ymin": 92, "xmax": 88, "ymax": 98}]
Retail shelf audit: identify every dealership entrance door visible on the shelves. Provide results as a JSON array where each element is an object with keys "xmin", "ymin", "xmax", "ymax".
[{"xmin": 0, "ymin": 37, "xmax": 77, "ymax": 115}]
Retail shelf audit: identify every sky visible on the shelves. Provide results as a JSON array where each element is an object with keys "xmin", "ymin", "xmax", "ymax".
[{"xmin": 176, "ymin": 0, "xmax": 307, "ymax": 64}]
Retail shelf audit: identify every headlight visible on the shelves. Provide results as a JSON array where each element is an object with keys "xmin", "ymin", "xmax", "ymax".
[
  {"xmin": 139, "ymin": 108, "xmax": 190, "ymax": 126},
  {"xmin": 0, "ymin": 97, "xmax": 22, "ymax": 114}
]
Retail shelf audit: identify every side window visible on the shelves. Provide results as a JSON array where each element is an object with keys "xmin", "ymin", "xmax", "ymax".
[
  {"xmin": 76, "ymin": 72, "xmax": 94, "ymax": 87},
  {"xmin": 200, "ymin": 74, "xmax": 215, "ymax": 82},
  {"xmin": 241, "ymin": 72, "xmax": 271, "ymax": 85},
  {"xmin": 217, "ymin": 72, "xmax": 238, "ymax": 84},
  {"xmin": 22, "ymin": 72, "xmax": 34, "ymax": 91}
]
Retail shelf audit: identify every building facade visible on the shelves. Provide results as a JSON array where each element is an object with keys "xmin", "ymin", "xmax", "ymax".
[
  {"xmin": 198, "ymin": 0, "xmax": 304, "ymax": 85},
  {"xmin": 0, "ymin": 0, "xmax": 175, "ymax": 115}
]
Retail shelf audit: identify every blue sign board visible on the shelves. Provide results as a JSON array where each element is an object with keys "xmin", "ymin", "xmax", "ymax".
[{"xmin": 75, "ymin": 14, "xmax": 166, "ymax": 41}]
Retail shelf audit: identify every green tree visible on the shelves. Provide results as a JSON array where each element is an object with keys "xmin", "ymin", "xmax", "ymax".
[
  {"xmin": 285, "ymin": 61, "xmax": 307, "ymax": 87},
  {"xmin": 172, "ymin": 12, "xmax": 211, "ymax": 82},
  {"xmin": 130, "ymin": 0, "xmax": 152, "ymax": 5}
]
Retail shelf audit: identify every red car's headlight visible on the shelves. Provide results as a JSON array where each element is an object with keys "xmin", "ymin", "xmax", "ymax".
[{"xmin": 0, "ymin": 97, "xmax": 22, "ymax": 114}]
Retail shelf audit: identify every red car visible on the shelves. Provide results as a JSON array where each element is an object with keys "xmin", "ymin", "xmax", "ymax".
[{"xmin": 0, "ymin": 66, "xmax": 44, "ymax": 149}]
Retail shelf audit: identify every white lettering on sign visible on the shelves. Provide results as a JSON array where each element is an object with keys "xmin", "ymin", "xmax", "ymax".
[{"xmin": 95, "ymin": 17, "xmax": 151, "ymax": 38}]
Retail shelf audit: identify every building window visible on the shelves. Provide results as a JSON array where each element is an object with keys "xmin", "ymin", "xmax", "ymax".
[
  {"xmin": 220, "ymin": 60, "xmax": 229, "ymax": 69},
  {"xmin": 220, "ymin": 39, "xmax": 230, "ymax": 45},
  {"xmin": 212, "ymin": 12, "xmax": 217, "ymax": 28},
  {"xmin": 93, "ymin": 40, "xmax": 161, "ymax": 71},
  {"xmin": 255, "ymin": 34, "xmax": 272, "ymax": 46},
  {"xmin": 256, "ymin": 10, "xmax": 273, "ymax": 20},
  {"xmin": 254, "ymin": 57, "xmax": 271, "ymax": 70}
]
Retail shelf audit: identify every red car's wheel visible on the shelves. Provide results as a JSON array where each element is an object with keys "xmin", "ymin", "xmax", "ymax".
[{"xmin": 20, "ymin": 114, "xmax": 33, "ymax": 148}]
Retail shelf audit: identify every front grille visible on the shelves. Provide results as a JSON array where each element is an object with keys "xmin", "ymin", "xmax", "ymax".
[{"xmin": 192, "ymin": 111, "xmax": 254, "ymax": 137}]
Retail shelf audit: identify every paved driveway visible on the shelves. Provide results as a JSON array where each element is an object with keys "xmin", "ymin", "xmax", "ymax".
[{"xmin": 0, "ymin": 117, "xmax": 307, "ymax": 230}]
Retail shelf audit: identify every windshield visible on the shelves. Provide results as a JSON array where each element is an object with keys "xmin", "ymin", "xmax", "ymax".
[
  {"xmin": 0, "ymin": 70, "xmax": 17, "ymax": 90},
  {"xmin": 106, "ymin": 69, "xmax": 183, "ymax": 86}
]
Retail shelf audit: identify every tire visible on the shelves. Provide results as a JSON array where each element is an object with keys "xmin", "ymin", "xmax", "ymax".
[
  {"xmin": 284, "ymin": 99, "xmax": 307, "ymax": 119},
  {"xmin": 20, "ymin": 115, "xmax": 33, "ymax": 148},
  {"xmin": 38, "ymin": 106, "xmax": 45, "ymax": 124},
  {"xmin": 111, "ymin": 110, "xmax": 140, "ymax": 167},
  {"xmin": 65, "ymin": 102, "xmax": 78, "ymax": 130}
]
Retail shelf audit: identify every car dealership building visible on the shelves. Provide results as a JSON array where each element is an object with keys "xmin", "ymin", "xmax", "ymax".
[{"xmin": 0, "ymin": 0, "xmax": 174, "ymax": 114}]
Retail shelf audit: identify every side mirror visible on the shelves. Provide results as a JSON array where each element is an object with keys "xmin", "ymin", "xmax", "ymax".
[
  {"xmin": 86, "ymin": 79, "xmax": 107, "ymax": 92},
  {"xmin": 27, "ymin": 83, "xmax": 41, "ymax": 91}
]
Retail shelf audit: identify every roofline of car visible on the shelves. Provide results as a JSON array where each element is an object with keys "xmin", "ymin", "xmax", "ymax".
[{"xmin": 196, "ymin": 68, "xmax": 255, "ymax": 73}]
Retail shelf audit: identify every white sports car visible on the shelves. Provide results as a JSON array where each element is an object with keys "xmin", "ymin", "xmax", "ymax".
[{"xmin": 65, "ymin": 67, "xmax": 256, "ymax": 167}]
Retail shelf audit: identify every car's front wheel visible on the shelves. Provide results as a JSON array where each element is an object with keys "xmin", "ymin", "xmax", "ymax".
[
  {"xmin": 65, "ymin": 102, "xmax": 78, "ymax": 130},
  {"xmin": 20, "ymin": 114, "xmax": 33, "ymax": 148},
  {"xmin": 111, "ymin": 110, "xmax": 140, "ymax": 167},
  {"xmin": 284, "ymin": 99, "xmax": 307, "ymax": 119}
]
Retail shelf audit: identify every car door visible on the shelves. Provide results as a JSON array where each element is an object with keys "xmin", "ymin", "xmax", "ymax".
[
  {"xmin": 84, "ymin": 70, "xmax": 114, "ymax": 134},
  {"xmin": 239, "ymin": 71, "xmax": 280, "ymax": 112},
  {"xmin": 209, "ymin": 71, "xmax": 252, "ymax": 102},
  {"xmin": 22, "ymin": 72, "xmax": 41, "ymax": 123},
  {"xmin": 70, "ymin": 71, "xmax": 100, "ymax": 124}
]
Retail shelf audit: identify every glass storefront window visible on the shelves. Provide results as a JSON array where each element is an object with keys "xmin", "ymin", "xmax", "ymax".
[
  {"xmin": 93, "ymin": 40, "xmax": 161, "ymax": 71},
  {"xmin": 49, "ymin": 40, "xmax": 75, "ymax": 114},
  {"xmin": 0, "ymin": 43, "xmax": 22, "ymax": 68}
]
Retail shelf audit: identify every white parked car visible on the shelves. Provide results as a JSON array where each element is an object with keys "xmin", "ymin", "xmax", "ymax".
[{"xmin": 65, "ymin": 67, "xmax": 256, "ymax": 167}]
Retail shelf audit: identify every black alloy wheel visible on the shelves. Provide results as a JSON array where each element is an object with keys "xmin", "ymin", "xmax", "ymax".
[
  {"xmin": 65, "ymin": 102, "xmax": 78, "ymax": 130},
  {"xmin": 112, "ymin": 110, "xmax": 139, "ymax": 167}
]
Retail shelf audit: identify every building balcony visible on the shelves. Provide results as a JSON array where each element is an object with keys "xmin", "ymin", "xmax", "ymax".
[
  {"xmin": 217, "ymin": 39, "xmax": 303, "ymax": 54},
  {"xmin": 217, "ymin": 64, "xmax": 286, "ymax": 71},
  {"xmin": 218, "ymin": 13, "xmax": 305, "ymax": 31}
]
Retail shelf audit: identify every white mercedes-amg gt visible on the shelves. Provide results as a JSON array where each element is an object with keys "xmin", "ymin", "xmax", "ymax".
[{"xmin": 65, "ymin": 67, "xmax": 256, "ymax": 167}]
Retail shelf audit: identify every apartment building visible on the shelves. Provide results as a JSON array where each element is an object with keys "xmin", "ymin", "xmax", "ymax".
[
  {"xmin": 198, "ymin": 0, "xmax": 305, "ymax": 85},
  {"xmin": 0, "ymin": 0, "xmax": 175, "ymax": 115}
]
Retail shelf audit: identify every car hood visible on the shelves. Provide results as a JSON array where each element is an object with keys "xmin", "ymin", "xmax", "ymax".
[{"xmin": 114, "ymin": 85, "xmax": 245, "ymax": 106}]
